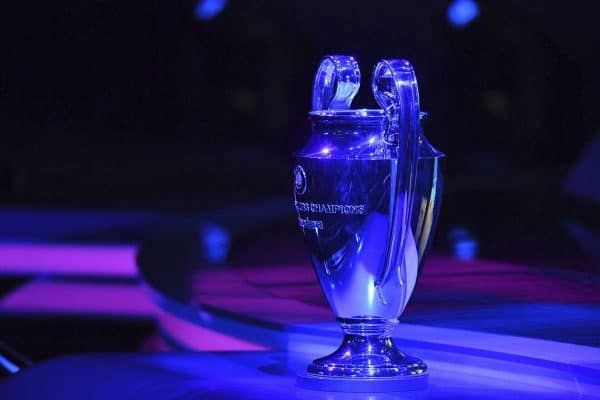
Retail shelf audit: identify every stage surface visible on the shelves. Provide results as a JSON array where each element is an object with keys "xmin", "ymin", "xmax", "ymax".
[{"xmin": 0, "ymin": 207, "xmax": 599, "ymax": 398}]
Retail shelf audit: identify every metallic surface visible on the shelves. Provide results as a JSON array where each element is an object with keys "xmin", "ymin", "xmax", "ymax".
[
  {"xmin": 312, "ymin": 55, "xmax": 361, "ymax": 111},
  {"xmin": 294, "ymin": 144, "xmax": 442, "ymax": 379},
  {"xmin": 294, "ymin": 57, "xmax": 444, "ymax": 382}
]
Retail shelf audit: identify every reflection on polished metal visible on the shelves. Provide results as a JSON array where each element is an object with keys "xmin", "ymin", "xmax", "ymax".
[{"xmin": 293, "ymin": 56, "xmax": 444, "ymax": 391}]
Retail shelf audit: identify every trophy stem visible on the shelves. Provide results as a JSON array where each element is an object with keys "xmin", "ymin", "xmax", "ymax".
[
  {"xmin": 306, "ymin": 317, "xmax": 427, "ymax": 378},
  {"xmin": 339, "ymin": 316, "xmax": 399, "ymax": 337}
]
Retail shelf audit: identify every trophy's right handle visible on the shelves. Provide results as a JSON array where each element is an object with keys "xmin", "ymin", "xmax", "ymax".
[{"xmin": 372, "ymin": 60, "xmax": 420, "ymax": 302}]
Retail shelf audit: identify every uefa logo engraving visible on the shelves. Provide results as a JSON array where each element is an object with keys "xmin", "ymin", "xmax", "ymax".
[{"xmin": 294, "ymin": 165, "xmax": 307, "ymax": 195}]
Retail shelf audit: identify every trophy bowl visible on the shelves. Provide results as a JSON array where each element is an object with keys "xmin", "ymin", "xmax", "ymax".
[{"xmin": 293, "ymin": 56, "xmax": 444, "ymax": 391}]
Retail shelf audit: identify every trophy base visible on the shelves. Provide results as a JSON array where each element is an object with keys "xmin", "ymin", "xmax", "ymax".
[{"xmin": 296, "ymin": 318, "xmax": 428, "ymax": 392}]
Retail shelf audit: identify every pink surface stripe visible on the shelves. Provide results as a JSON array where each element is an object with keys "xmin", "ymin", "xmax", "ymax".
[
  {"xmin": 0, "ymin": 280, "xmax": 268, "ymax": 352},
  {"xmin": 0, "ymin": 243, "xmax": 137, "ymax": 277},
  {"xmin": 0, "ymin": 280, "xmax": 155, "ymax": 316},
  {"xmin": 156, "ymin": 309, "xmax": 269, "ymax": 351}
]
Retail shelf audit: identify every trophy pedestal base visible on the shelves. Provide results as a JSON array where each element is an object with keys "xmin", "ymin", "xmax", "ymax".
[
  {"xmin": 296, "ymin": 372, "xmax": 429, "ymax": 392},
  {"xmin": 296, "ymin": 320, "xmax": 429, "ymax": 392}
]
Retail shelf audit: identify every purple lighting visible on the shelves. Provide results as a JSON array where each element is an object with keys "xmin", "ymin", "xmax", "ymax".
[
  {"xmin": 0, "ymin": 280, "xmax": 155, "ymax": 316},
  {"xmin": 156, "ymin": 309, "xmax": 268, "ymax": 352},
  {"xmin": 0, "ymin": 243, "xmax": 137, "ymax": 277},
  {"xmin": 0, "ymin": 279, "xmax": 268, "ymax": 352}
]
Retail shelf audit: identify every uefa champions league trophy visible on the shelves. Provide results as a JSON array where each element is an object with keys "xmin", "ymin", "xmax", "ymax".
[{"xmin": 293, "ymin": 56, "xmax": 444, "ymax": 391}]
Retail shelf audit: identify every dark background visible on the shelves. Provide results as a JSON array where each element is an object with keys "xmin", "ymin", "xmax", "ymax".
[{"xmin": 1, "ymin": 0, "xmax": 599, "ymax": 270}]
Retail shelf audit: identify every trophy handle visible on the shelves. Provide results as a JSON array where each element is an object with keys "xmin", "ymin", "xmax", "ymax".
[
  {"xmin": 372, "ymin": 60, "xmax": 420, "ymax": 296},
  {"xmin": 311, "ymin": 55, "xmax": 361, "ymax": 111}
]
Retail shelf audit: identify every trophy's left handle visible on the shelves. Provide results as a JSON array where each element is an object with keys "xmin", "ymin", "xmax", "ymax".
[
  {"xmin": 312, "ymin": 55, "xmax": 361, "ymax": 111},
  {"xmin": 372, "ymin": 60, "xmax": 420, "ymax": 299}
]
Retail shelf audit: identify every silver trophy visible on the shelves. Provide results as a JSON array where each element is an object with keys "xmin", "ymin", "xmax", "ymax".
[{"xmin": 294, "ymin": 56, "xmax": 444, "ymax": 391}]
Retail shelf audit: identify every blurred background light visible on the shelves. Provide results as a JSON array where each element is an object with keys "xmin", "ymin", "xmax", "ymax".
[
  {"xmin": 200, "ymin": 224, "xmax": 231, "ymax": 264},
  {"xmin": 194, "ymin": 0, "xmax": 227, "ymax": 21},
  {"xmin": 0, "ymin": 354, "xmax": 19, "ymax": 374},
  {"xmin": 448, "ymin": 226, "xmax": 479, "ymax": 260},
  {"xmin": 447, "ymin": 0, "xmax": 480, "ymax": 28}
]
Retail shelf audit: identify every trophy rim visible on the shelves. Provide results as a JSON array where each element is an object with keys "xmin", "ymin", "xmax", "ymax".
[{"xmin": 308, "ymin": 108, "xmax": 386, "ymax": 121}]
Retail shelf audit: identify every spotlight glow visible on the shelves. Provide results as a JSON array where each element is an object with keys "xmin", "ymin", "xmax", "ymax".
[
  {"xmin": 447, "ymin": 0, "xmax": 479, "ymax": 28},
  {"xmin": 194, "ymin": 0, "xmax": 227, "ymax": 21}
]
